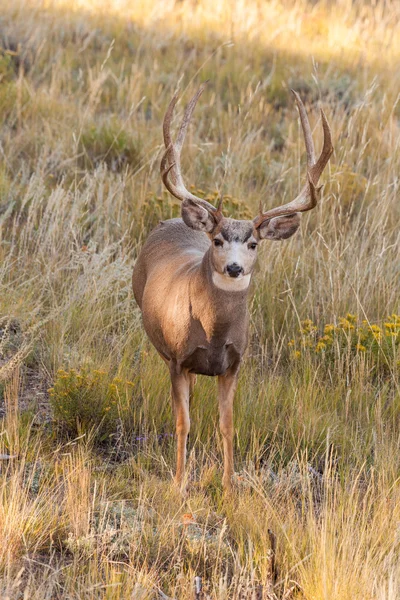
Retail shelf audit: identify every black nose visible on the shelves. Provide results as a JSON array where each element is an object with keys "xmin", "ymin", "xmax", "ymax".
[{"xmin": 226, "ymin": 263, "xmax": 243, "ymax": 278}]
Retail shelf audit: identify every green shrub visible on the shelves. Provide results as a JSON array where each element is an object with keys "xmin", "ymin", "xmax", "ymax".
[
  {"xmin": 79, "ymin": 120, "xmax": 141, "ymax": 172},
  {"xmin": 49, "ymin": 368, "xmax": 136, "ymax": 442}
]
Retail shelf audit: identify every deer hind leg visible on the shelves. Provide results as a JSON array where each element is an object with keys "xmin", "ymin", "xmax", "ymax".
[
  {"xmin": 218, "ymin": 364, "xmax": 239, "ymax": 491},
  {"xmin": 170, "ymin": 364, "xmax": 191, "ymax": 489}
]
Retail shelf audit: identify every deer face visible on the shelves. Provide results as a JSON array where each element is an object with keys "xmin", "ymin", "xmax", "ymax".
[
  {"xmin": 209, "ymin": 219, "xmax": 257, "ymax": 280},
  {"xmin": 180, "ymin": 208, "xmax": 301, "ymax": 291},
  {"xmin": 211, "ymin": 215, "xmax": 301, "ymax": 286}
]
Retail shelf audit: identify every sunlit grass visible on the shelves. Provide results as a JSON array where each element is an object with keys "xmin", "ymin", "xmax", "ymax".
[{"xmin": 0, "ymin": 0, "xmax": 399, "ymax": 597}]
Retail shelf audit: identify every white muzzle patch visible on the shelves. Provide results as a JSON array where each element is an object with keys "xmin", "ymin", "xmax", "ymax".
[{"xmin": 212, "ymin": 271, "xmax": 251, "ymax": 292}]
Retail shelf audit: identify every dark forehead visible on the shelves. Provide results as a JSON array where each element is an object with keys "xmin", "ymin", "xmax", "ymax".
[{"xmin": 218, "ymin": 219, "xmax": 255, "ymax": 243}]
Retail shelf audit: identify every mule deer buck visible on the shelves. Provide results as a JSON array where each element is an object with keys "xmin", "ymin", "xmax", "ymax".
[{"xmin": 132, "ymin": 84, "xmax": 333, "ymax": 491}]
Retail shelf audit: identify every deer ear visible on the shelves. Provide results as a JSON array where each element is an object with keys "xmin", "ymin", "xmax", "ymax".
[
  {"xmin": 181, "ymin": 199, "xmax": 216, "ymax": 233},
  {"xmin": 257, "ymin": 213, "xmax": 300, "ymax": 241}
]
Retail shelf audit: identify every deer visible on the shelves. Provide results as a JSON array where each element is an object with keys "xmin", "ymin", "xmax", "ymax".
[{"xmin": 132, "ymin": 84, "xmax": 333, "ymax": 491}]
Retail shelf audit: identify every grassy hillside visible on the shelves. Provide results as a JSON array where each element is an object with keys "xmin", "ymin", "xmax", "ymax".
[{"xmin": 0, "ymin": 0, "xmax": 399, "ymax": 597}]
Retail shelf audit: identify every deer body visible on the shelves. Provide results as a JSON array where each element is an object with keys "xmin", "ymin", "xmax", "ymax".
[
  {"xmin": 133, "ymin": 218, "xmax": 249, "ymax": 376},
  {"xmin": 133, "ymin": 85, "xmax": 333, "ymax": 490}
]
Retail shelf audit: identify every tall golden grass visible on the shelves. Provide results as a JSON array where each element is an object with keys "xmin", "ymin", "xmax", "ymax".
[{"xmin": 0, "ymin": 0, "xmax": 399, "ymax": 597}]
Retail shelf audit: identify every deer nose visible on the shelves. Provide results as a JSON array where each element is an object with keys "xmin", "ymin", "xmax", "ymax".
[{"xmin": 226, "ymin": 263, "xmax": 243, "ymax": 278}]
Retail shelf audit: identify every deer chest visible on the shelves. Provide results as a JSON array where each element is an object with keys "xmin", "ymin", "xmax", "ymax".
[{"xmin": 179, "ymin": 342, "xmax": 242, "ymax": 377}]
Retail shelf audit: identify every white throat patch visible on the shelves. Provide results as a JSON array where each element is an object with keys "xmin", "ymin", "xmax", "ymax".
[{"xmin": 212, "ymin": 271, "xmax": 251, "ymax": 292}]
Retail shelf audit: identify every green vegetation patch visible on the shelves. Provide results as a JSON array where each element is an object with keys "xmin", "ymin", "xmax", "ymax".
[
  {"xmin": 79, "ymin": 120, "xmax": 142, "ymax": 172},
  {"xmin": 49, "ymin": 368, "xmax": 136, "ymax": 441}
]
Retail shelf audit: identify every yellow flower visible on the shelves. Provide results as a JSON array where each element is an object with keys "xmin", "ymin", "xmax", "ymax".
[
  {"xmin": 386, "ymin": 331, "xmax": 398, "ymax": 339},
  {"xmin": 372, "ymin": 332, "xmax": 382, "ymax": 342},
  {"xmin": 291, "ymin": 350, "xmax": 301, "ymax": 359},
  {"xmin": 301, "ymin": 323, "xmax": 317, "ymax": 335},
  {"xmin": 320, "ymin": 335, "xmax": 333, "ymax": 344},
  {"xmin": 356, "ymin": 343, "xmax": 366, "ymax": 352},
  {"xmin": 370, "ymin": 324, "xmax": 381, "ymax": 333},
  {"xmin": 315, "ymin": 341, "xmax": 326, "ymax": 353},
  {"xmin": 346, "ymin": 313, "xmax": 357, "ymax": 322},
  {"xmin": 324, "ymin": 324, "xmax": 336, "ymax": 334},
  {"xmin": 288, "ymin": 339, "xmax": 295, "ymax": 347},
  {"xmin": 338, "ymin": 318, "xmax": 354, "ymax": 330}
]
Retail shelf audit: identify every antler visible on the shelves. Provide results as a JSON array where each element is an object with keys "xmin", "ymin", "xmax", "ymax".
[
  {"xmin": 253, "ymin": 90, "xmax": 333, "ymax": 229},
  {"xmin": 160, "ymin": 83, "xmax": 223, "ymax": 223}
]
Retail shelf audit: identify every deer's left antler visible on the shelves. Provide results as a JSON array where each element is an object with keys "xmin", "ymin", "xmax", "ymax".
[{"xmin": 253, "ymin": 90, "xmax": 333, "ymax": 228}]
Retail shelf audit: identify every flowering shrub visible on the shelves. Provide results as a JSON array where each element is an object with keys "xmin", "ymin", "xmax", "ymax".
[
  {"xmin": 49, "ymin": 369, "xmax": 136, "ymax": 441},
  {"xmin": 288, "ymin": 314, "xmax": 400, "ymax": 376}
]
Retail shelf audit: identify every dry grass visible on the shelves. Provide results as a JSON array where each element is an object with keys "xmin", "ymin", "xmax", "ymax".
[{"xmin": 0, "ymin": 0, "xmax": 399, "ymax": 597}]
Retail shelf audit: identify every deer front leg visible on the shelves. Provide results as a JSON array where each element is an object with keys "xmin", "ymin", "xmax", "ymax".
[
  {"xmin": 189, "ymin": 373, "xmax": 196, "ymax": 399},
  {"xmin": 170, "ymin": 364, "xmax": 191, "ymax": 489},
  {"xmin": 218, "ymin": 364, "xmax": 239, "ymax": 492}
]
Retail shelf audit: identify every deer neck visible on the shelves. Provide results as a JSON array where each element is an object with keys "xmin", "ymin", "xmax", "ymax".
[{"xmin": 189, "ymin": 249, "xmax": 251, "ymax": 342}]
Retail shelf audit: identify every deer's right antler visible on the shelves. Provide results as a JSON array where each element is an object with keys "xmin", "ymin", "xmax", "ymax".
[{"xmin": 160, "ymin": 84, "xmax": 224, "ymax": 224}]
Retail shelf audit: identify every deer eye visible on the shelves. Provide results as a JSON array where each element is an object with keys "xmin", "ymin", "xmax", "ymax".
[
  {"xmin": 213, "ymin": 239, "xmax": 223, "ymax": 247},
  {"xmin": 248, "ymin": 242, "xmax": 258, "ymax": 250}
]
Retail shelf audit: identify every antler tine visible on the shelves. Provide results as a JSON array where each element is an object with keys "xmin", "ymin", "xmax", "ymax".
[
  {"xmin": 309, "ymin": 108, "xmax": 333, "ymax": 184},
  {"xmin": 254, "ymin": 92, "xmax": 333, "ymax": 228},
  {"xmin": 163, "ymin": 93, "xmax": 178, "ymax": 150},
  {"xmin": 175, "ymin": 82, "xmax": 208, "ymax": 152},
  {"xmin": 162, "ymin": 93, "xmax": 180, "ymax": 186},
  {"xmin": 160, "ymin": 84, "xmax": 222, "ymax": 219},
  {"xmin": 291, "ymin": 89, "xmax": 315, "ymax": 167}
]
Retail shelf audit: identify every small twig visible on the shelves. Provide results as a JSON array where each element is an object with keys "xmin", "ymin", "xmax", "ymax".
[{"xmin": 268, "ymin": 529, "xmax": 277, "ymax": 584}]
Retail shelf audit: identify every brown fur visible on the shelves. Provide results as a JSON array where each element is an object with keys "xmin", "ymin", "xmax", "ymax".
[{"xmin": 133, "ymin": 218, "xmax": 249, "ymax": 376}]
